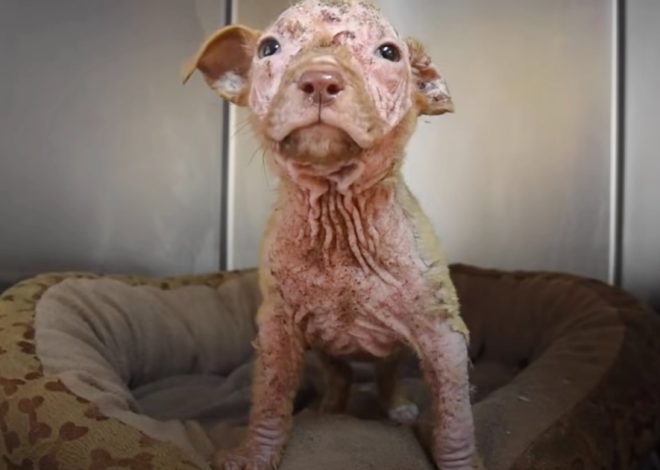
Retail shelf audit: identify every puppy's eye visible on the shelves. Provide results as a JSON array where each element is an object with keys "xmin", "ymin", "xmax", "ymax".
[
  {"xmin": 376, "ymin": 43, "xmax": 401, "ymax": 62},
  {"xmin": 258, "ymin": 37, "xmax": 281, "ymax": 58}
]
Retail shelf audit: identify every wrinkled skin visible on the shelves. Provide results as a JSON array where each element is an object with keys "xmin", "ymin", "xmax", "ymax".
[{"xmin": 185, "ymin": 1, "xmax": 481, "ymax": 469}]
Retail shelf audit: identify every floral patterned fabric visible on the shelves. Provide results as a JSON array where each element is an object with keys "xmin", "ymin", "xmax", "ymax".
[{"xmin": 0, "ymin": 272, "xmax": 243, "ymax": 470}]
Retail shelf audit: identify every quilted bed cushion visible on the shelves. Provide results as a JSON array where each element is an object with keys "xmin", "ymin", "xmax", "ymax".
[{"xmin": 0, "ymin": 266, "xmax": 659, "ymax": 469}]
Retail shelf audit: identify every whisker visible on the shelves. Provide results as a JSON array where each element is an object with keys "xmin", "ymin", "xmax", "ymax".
[
  {"xmin": 231, "ymin": 117, "xmax": 253, "ymax": 138},
  {"xmin": 248, "ymin": 146, "xmax": 262, "ymax": 166},
  {"xmin": 262, "ymin": 151, "xmax": 272, "ymax": 188}
]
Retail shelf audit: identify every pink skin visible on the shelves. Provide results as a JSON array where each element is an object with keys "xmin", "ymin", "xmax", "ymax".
[
  {"xmin": 209, "ymin": 1, "xmax": 478, "ymax": 469},
  {"xmin": 250, "ymin": 1, "xmax": 412, "ymax": 137}
]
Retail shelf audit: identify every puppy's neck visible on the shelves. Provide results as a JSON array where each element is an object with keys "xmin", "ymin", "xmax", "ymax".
[
  {"xmin": 275, "ymin": 171, "xmax": 403, "ymax": 282},
  {"xmin": 264, "ymin": 112, "xmax": 419, "ymax": 281}
]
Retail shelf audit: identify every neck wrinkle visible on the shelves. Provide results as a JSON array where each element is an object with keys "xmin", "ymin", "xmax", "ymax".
[{"xmin": 286, "ymin": 179, "xmax": 401, "ymax": 287}]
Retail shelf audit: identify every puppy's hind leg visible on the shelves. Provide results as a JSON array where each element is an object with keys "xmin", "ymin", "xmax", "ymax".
[
  {"xmin": 375, "ymin": 354, "xmax": 419, "ymax": 426},
  {"xmin": 317, "ymin": 351, "xmax": 352, "ymax": 414}
]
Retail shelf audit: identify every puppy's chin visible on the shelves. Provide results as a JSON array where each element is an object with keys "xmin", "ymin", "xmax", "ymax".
[{"xmin": 279, "ymin": 124, "xmax": 362, "ymax": 165}]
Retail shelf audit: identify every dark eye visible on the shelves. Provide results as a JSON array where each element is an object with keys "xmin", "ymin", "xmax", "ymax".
[
  {"xmin": 376, "ymin": 43, "xmax": 401, "ymax": 62},
  {"xmin": 258, "ymin": 37, "xmax": 281, "ymax": 58}
]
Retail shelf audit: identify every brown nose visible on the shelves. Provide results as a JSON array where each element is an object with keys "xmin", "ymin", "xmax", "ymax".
[{"xmin": 298, "ymin": 70, "xmax": 345, "ymax": 105}]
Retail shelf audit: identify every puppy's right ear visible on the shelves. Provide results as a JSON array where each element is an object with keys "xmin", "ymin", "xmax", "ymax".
[{"xmin": 182, "ymin": 26, "xmax": 261, "ymax": 106}]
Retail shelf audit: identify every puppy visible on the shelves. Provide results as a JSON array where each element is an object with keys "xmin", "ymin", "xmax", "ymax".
[{"xmin": 185, "ymin": 1, "xmax": 480, "ymax": 468}]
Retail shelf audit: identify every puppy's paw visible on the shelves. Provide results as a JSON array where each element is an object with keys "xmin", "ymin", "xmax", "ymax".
[
  {"xmin": 213, "ymin": 447, "xmax": 278, "ymax": 470},
  {"xmin": 388, "ymin": 401, "xmax": 419, "ymax": 425}
]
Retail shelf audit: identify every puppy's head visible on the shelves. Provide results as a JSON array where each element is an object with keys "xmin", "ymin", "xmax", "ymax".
[{"xmin": 185, "ymin": 0, "xmax": 452, "ymax": 183}]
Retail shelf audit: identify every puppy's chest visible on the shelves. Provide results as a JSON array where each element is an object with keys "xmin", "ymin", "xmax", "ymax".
[{"xmin": 266, "ymin": 193, "xmax": 430, "ymax": 356}]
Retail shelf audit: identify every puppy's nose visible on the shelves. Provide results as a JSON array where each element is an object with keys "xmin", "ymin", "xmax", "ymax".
[{"xmin": 298, "ymin": 70, "xmax": 345, "ymax": 105}]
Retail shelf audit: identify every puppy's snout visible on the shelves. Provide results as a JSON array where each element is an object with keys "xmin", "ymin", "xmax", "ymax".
[{"xmin": 298, "ymin": 70, "xmax": 345, "ymax": 105}]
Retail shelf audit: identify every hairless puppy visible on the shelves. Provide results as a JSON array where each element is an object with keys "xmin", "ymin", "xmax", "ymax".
[{"xmin": 185, "ymin": 1, "xmax": 481, "ymax": 468}]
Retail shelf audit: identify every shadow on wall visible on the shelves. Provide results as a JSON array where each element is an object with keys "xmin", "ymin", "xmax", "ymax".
[{"xmin": 0, "ymin": 0, "xmax": 225, "ymax": 283}]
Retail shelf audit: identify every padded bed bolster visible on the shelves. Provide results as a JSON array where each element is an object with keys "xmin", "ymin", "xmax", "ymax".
[
  {"xmin": 1, "ymin": 266, "xmax": 659, "ymax": 470},
  {"xmin": 1, "ymin": 271, "xmax": 259, "ymax": 470}
]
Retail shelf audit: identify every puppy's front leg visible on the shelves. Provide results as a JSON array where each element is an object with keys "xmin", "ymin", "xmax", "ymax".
[
  {"xmin": 216, "ymin": 303, "xmax": 304, "ymax": 470},
  {"xmin": 410, "ymin": 318, "xmax": 481, "ymax": 470}
]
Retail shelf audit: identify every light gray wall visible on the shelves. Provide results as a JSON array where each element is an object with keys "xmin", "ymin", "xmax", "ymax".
[
  {"xmin": 5, "ymin": 1, "xmax": 656, "ymax": 307},
  {"xmin": 0, "ymin": 0, "xmax": 226, "ymax": 283},
  {"xmin": 623, "ymin": 0, "xmax": 660, "ymax": 309},
  {"xmin": 228, "ymin": 0, "xmax": 614, "ymax": 281}
]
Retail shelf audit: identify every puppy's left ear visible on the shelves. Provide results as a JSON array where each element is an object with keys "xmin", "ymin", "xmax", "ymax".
[
  {"xmin": 406, "ymin": 38, "xmax": 454, "ymax": 116},
  {"xmin": 182, "ymin": 25, "xmax": 261, "ymax": 106}
]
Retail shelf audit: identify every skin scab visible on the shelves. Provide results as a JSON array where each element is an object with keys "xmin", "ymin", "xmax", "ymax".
[
  {"xmin": 310, "ymin": 0, "xmax": 380, "ymax": 11},
  {"xmin": 359, "ymin": 0, "xmax": 379, "ymax": 11},
  {"xmin": 316, "ymin": 0, "xmax": 351, "ymax": 6},
  {"xmin": 332, "ymin": 30, "xmax": 357, "ymax": 46},
  {"xmin": 266, "ymin": 60, "xmax": 273, "ymax": 80},
  {"xmin": 384, "ymin": 78, "xmax": 401, "ymax": 95},
  {"xmin": 280, "ymin": 19, "xmax": 307, "ymax": 39},
  {"xmin": 321, "ymin": 8, "xmax": 341, "ymax": 23}
]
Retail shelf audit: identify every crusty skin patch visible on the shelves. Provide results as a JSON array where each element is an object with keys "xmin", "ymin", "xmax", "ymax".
[{"xmin": 186, "ymin": 1, "xmax": 479, "ymax": 469}]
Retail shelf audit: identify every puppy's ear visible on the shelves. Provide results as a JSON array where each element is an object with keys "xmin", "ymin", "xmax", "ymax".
[
  {"xmin": 406, "ymin": 38, "xmax": 454, "ymax": 116},
  {"xmin": 182, "ymin": 26, "xmax": 261, "ymax": 106}
]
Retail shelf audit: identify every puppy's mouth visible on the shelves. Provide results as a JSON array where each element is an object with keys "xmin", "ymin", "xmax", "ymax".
[{"xmin": 278, "ymin": 122, "xmax": 362, "ymax": 165}]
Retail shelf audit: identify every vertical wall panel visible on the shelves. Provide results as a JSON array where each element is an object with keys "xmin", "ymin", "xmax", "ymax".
[
  {"xmin": 623, "ymin": 0, "xmax": 660, "ymax": 309},
  {"xmin": 227, "ymin": 0, "xmax": 294, "ymax": 269},
  {"xmin": 0, "ymin": 1, "xmax": 226, "ymax": 282},
  {"xmin": 229, "ymin": 0, "xmax": 614, "ymax": 280},
  {"xmin": 383, "ymin": 0, "xmax": 613, "ymax": 280}
]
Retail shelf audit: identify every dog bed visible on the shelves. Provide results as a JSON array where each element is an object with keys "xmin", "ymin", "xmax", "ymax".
[{"xmin": 0, "ymin": 265, "xmax": 659, "ymax": 469}]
